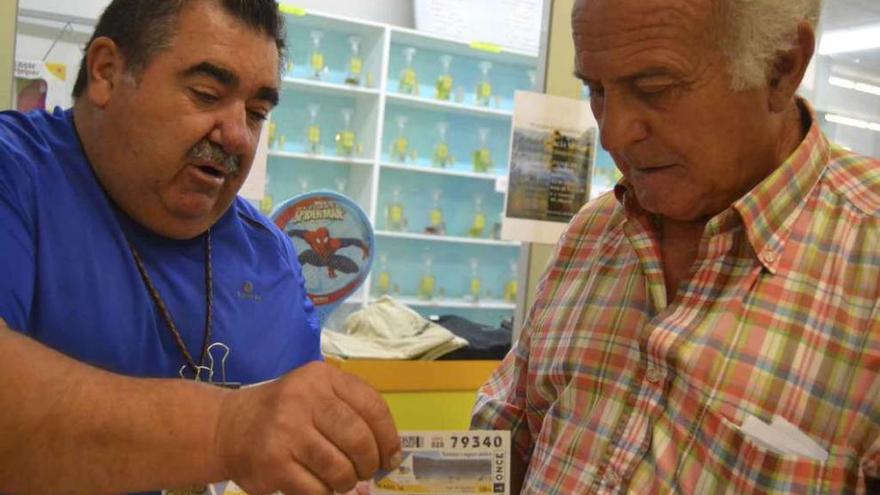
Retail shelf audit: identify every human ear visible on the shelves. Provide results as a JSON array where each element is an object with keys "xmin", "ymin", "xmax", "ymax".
[
  {"xmin": 83, "ymin": 37, "xmax": 127, "ymax": 108},
  {"xmin": 767, "ymin": 21, "xmax": 816, "ymax": 113}
]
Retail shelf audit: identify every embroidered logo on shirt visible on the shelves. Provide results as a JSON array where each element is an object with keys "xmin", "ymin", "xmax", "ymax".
[{"xmin": 237, "ymin": 281, "xmax": 262, "ymax": 302}]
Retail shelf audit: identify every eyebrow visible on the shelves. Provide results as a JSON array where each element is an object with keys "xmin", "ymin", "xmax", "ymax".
[{"xmin": 183, "ymin": 61, "xmax": 280, "ymax": 106}]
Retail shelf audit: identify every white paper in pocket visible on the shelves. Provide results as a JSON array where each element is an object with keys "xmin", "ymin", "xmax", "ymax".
[{"xmin": 735, "ymin": 413, "xmax": 829, "ymax": 462}]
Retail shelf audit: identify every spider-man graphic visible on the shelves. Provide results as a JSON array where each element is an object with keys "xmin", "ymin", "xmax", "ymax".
[{"xmin": 287, "ymin": 227, "xmax": 369, "ymax": 278}]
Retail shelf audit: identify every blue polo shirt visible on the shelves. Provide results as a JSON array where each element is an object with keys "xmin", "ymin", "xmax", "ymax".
[{"xmin": 0, "ymin": 108, "xmax": 321, "ymax": 383}]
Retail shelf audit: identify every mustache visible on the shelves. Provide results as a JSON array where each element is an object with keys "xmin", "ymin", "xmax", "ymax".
[{"xmin": 187, "ymin": 139, "xmax": 240, "ymax": 176}]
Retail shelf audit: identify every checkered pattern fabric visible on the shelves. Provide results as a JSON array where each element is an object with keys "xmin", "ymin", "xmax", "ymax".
[{"xmin": 472, "ymin": 104, "xmax": 880, "ymax": 494}]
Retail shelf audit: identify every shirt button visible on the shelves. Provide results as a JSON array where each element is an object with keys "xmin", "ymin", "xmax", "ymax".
[
  {"xmin": 646, "ymin": 365, "xmax": 664, "ymax": 383},
  {"xmin": 761, "ymin": 249, "xmax": 777, "ymax": 264}
]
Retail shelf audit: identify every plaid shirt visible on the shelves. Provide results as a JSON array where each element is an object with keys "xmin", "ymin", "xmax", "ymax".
[{"xmin": 472, "ymin": 105, "xmax": 880, "ymax": 494}]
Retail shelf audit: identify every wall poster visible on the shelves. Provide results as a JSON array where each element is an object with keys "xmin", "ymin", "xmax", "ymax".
[{"xmin": 501, "ymin": 91, "xmax": 598, "ymax": 244}]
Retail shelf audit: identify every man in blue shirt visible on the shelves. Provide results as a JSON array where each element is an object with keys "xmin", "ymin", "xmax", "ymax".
[{"xmin": 0, "ymin": 1, "xmax": 400, "ymax": 493}]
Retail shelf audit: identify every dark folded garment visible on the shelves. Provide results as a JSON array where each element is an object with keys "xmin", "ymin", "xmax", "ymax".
[{"xmin": 432, "ymin": 315, "xmax": 512, "ymax": 360}]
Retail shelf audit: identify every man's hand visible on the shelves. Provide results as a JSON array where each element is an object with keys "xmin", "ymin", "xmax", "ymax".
[{"xmin": 215, "ymin": 361, "xmax": 401, "ymax": 495}]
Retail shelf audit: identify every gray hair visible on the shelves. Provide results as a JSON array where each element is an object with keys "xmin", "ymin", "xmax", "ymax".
[{"xmin": 712, "ymin": 0, "xmax": 822, "ymax": 90}]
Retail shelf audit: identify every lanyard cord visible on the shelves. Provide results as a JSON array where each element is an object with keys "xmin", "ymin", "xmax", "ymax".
[{"xmin": 127, "ymin": 229, "xmax": 213, "ymax": 375}]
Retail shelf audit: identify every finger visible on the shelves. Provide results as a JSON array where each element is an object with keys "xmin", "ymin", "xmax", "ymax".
[
  {"xmin": 289, "ymin": 428, "xmax": 360, "ymax": 492},
  {"xmin": 278, "ymin": 457, "xmax": 333, "ymax": 495},
  {"xmin": 330, "ymin": 370, "xmax": 402, "ymax": 471},
  {"xmin": 313, "ymin": 392, "xmax": 380, "ymax": 480}
]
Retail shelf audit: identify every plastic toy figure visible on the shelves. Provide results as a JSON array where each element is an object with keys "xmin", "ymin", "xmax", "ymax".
[
  {"xmin": 473, "ymin": 127, "xmax": 493, "ymax": 173},
  {"xmin": 306, "ymin": 104, "xmax": 321, "ymax": 154},
  {"xmin": 398, "ymin": 47, "xmax": 418, "ymax": 95},
  {"xmin": 425, "ymin": 189, "xmax": 445, "ymax": 235},
  {"xmin": 345, "ymin": 35, "xmax": 363, "ymax": 86},
  {"xmin": 504, "ymin": 260, "xmax": 518, "ymax": 302},
  {"xmin": 390, "ymin": 115, "xmax": 410, "ymax": 162},
  {"xmin": 468, "ymin": 194, "xmax": 487, "ymax": 238},
  {"xmin": 476, "ymin": 61, "xmax": 493, "ymax": 106},
  {"xmin": 373, "ymin": 253, "xmax": 391, "ymax": 296},
  {"xmin": 419, "ymin": 254, "xmax": 436, "ymax": 300},
  {"xmin": 335, "ymin": 108, "xmax": 358, "ymax": 156},
  {"xmin": 432, "ymin": 122, "xmax": 453, "ymax": 168},
  {"xmin": 287, "ymin": 227, "xmax": 369, "ymax": 278},
  {"xmin": 468, "ymin": 258, "xmax": 481, "ymax": 302},
  {"xmin": 386, "ymin": 187, "xmax": 407, "ymax": 231},
  {"xmin": 267, "ymin": 120, "xmax": 278, "ymax": 149},
  {"xmin": 309, "ymin": 30, "xmax": 326, "ymax": 79},
  {"xmin": 435, "ymin": 55, "xmax": 453, "ymax": 101}
]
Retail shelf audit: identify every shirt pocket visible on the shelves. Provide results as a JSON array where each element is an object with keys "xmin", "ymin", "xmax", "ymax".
[{"xmin": 682, "ymin": 408, "xmax": 863, "ymax": 494}]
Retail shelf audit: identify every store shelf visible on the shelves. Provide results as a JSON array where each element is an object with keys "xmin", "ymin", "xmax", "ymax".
[
  {"xmin": 375, "ymin": 230, "xmax": 519, "ymax": 247},
  {"xmin": 379, "ymin": 162, "xmax": 501, "ymax": 181},
  {"xmin": 386, "ymin": 93, "xmax": 511, "ymax": 119},
  {"xmin": 251, "ymin": 7, "xmax": 539, "ymax": 327},
  {"xmin": 269, "ymin": 150, "xmax": 374, "ymax": 167},
  {"xmin": 382, "ymin": 296, "xmax": 515, "ymax": 311},
  {"xmin": 283, "ymin": 77, "xmax": 381, "ymax": 97},
  {"xmin": 390, "ymin": 27, "xmax": 538, "ymax": 66},
  {"xmin": 280, "ymin": 7, "xmax": 386, "ymax": 33}
]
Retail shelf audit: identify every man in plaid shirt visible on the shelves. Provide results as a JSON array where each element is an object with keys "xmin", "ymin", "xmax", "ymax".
[{"xmin": 472, "ymin": 0, "xmax": 879, "ymax": 493}]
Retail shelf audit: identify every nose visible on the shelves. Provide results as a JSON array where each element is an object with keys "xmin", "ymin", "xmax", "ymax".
[
  {"xmin": 209, "ymin": 101, "xmax": 252, "ymax": 157},
  {"xmin": 594, "ymin": 91, "xmax": 649, "ymax": 153}
]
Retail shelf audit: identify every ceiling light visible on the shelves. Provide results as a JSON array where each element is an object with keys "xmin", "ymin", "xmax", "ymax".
[
  {"xmin": 825, "ymin": 113, "xmax": 880, "ymax": 132},
  {"xmin": 829, "ymin": 76, "xmax": 880, "ymax": 96},
  {"xmin": 819, "ymin": 23, "xmax": 880, "ymax": 55}
]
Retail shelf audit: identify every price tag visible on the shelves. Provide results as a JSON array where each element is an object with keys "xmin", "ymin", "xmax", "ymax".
[{"xmin": 278, "ymin": 3, "xmax": 306, "ymax": 16}]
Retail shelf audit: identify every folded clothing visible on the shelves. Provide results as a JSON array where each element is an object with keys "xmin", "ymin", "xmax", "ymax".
[
  {"xmin": 321, "ymin": 296, "xmax": 468, "ymax": 360},
  {"xmin": 432, "ymin": 314, "xmax": 512, "ymax": 360}
]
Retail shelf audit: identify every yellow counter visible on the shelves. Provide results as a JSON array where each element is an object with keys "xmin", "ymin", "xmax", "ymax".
[{"xmin": 329, "ymin": 360, "xmax": 501, "ymax": 430}]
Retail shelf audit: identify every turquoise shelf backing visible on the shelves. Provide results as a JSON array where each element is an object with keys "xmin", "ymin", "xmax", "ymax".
[
  {"xmin": 381, "ymin": 106, "xmax": 511, "ymax": 175},
  {"xmin": 371, "ymin": 236, "xmax": 518, "ymax": 304},
  {"xmin": 377, "ymin": 168, "xmax": 505, "ymax": 238},
  {"xmin": 270, "ymin": 88, "xmax": 378, "ymax": 158},
  {"xmin": 266, "ymin": 155, "xmax": 372, "ymax": 213}
]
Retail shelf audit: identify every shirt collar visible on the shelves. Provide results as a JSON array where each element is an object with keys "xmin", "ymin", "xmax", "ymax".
[
  {"xmin": 614, "ymin": 99, "xmax": 830, "ymax": 273},
  {"xmin": 730, "ymin": 99, "xmax": 829, "ymax": 273}
]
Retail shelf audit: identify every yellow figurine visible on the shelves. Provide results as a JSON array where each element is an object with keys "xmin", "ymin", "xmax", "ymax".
[
  {"xmin": 472, "ymin": 127, "xmax": 493, "ymax": 173},
  {"xmin": 435, "ymin": 55, "xmax": 453, "ymax": 101},
  {"xmin": 476, "ymin": 61, "xmax": 493, "ymax": 106},
  {"xmin": 345, "ymin": 36, "xmax": 363, "ymax": 86},
  {"xmin": 259, "ymin": 194, "xmax": 273, "ymax": 215},
  {"xmin": 309, "ymin": 30, "xmax": 325, "ymax": 79},
  {"xmin": 335, "ymin": 108, "xmax": 357, "ymax": 156},
  {"xmin": 386, "ymin": 187, "xmax": 407, "ymax": 231},
  {"xmin": 468, "ymin": 195, "xmax": 486, "ymax": 238},
  {"xmin": 306, "ymin": 104, "xmax": 321, "ymax": 154},
  {"xmin": 390, "ymin": 116, "xmax": 409, "ymax": 162},
  {"xmin": 425, "ymin": 189, "xmax": 445, "ymax": 235},
  {"xmin": 468, "ymin": 258, "xmax": 481, "ymax": 302},
  {"xmin": 418, "ymin": 255, "xmax": 435, "ymax": 300},
  {"xmin": 504, "ymin": 261, "xmax": 518, "ymax": 302},
  {"xmin": 398, "ymin": 47, "xmax": 418, "ymax": 95},
  {"xmin": 433, "ymin": 122, "xmax": 453, "ymax": 168},
  {"xmin": 267, "ymin": 120, "xmax": 277, "ymax": 149},
  {"xmin": 374, "ymin": 253, "xmax": 391, "ymax": 296}
]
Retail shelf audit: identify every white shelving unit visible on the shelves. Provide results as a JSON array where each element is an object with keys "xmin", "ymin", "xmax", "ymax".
[
  {"xmin": 256, "ymin": 8, "xmax": 539, "ymax": 327},
  {"xmin": 375, "ymin": 230, "xmax": 520, "ymax": 248}
]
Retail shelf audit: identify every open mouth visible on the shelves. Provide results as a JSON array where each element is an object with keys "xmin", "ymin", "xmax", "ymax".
[{"xmin": 198, "ymin": 165, "xmax": 225, "ymax": 179}]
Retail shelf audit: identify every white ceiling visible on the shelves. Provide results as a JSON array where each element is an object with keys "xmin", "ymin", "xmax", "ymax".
[
  {"xmin": 820, "ymin": 0, "xmax": 880, "ymax": 31},
  {"xmin": 819, "ymin": 0, "xmax": 880, "ymax": 78}
]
